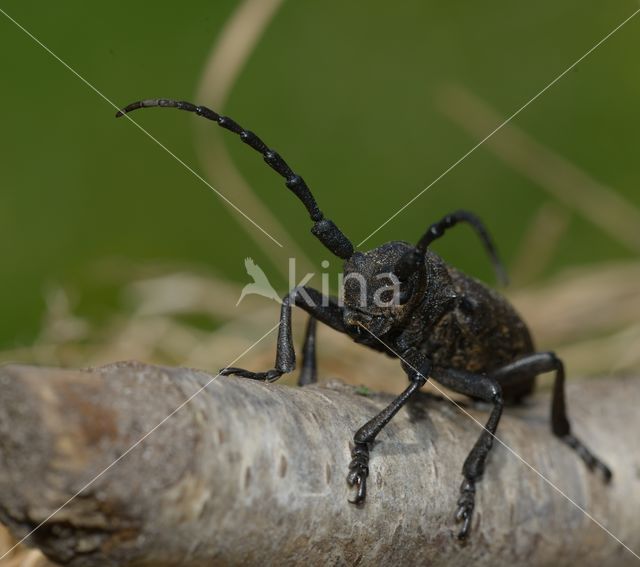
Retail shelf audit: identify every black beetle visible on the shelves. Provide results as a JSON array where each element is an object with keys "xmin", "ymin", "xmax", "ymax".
[{"xmin": 116, "ymin": 99, "xmax": 611, "ymax": 539}]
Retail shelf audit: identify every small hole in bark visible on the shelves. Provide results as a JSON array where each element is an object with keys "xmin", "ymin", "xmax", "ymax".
[
  {"xmin": 244, "ymin": 466, "xmax": 252, "ymax": 488},
  {"xmin": 325, "ymin": 463, "xmax": 332, "ymax": 484},
  {"xmin": 279, "ymin": 455, "xmax": 288, "ymax": 477}
]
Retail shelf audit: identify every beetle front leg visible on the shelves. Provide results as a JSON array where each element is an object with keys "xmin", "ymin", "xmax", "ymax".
[
  {"xmin": 347, "ymin": 350, "xmax": 430, "ymax": 504},
  {"xmin": 220, "ymin": 291, "xmax": 295, "ymax": 382},
  {"xmin": 221, "ymin": 287, "xmax": 345, "ymax": 382}
]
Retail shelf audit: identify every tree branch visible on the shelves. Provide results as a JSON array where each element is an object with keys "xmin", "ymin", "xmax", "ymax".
[{"xmin": 0, "ymin": 362, "xmax": 637, "ymax": 565}]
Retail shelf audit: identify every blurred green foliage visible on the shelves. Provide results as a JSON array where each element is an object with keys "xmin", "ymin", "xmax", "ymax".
[{"xmin": 1, "ymin": 1, "xmax": 639, "ymax": 349}]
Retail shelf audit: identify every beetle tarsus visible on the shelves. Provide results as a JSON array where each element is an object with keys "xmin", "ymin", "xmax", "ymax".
[
  {"xmin": 455, "ymin": 478, "xmax": 476, "ymax": 539},
  {"xmin": 347, "ymin": 442, "xmax": 369, "ymax": 504},
  {"xmin": 219, "ymin": 367, "xmax": 283, "ymax": 383},
  {"xmin": 561, "ymin": 434, "xmax": 612, "ymax": 483}
]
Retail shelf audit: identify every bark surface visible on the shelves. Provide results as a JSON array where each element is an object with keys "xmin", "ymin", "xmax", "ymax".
[{"xmin": 0, "ymin": 362, "xmax": 637, "ymax": 566}]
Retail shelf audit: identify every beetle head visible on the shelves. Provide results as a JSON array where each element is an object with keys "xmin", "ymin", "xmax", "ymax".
[{"xmin": 341, "ymin": 241, "xmax": 422, "ymax": 336}]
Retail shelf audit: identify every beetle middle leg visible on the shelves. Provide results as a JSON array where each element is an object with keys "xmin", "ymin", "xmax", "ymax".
[
  {"xmin": 347, "ymin": 349, "xmax": 430, "ymax": 505},
  {"xmin": 492, "ymin": 352, "xmax": 612, "ymax": 481},
  {"xmin": 430, "ymin": 366, "xmax": 504, "ymax": 539},
  {"xmin": 298, "ymin": 316, "xmax": 318, "ymax": 386}
]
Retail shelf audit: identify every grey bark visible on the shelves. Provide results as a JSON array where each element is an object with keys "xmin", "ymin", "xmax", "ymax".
[{"xmin": 0, "ymin": 362, "xmax": 638, "ymax": 566}]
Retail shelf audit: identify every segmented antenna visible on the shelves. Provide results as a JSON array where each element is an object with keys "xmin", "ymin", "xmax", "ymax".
[{"xmin": 116, "ymin": 99, "xmax": 354, "ymax": 260}]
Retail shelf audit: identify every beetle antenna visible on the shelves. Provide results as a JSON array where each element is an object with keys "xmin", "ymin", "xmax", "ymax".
[
  {"xmin": 395, "ymin": 210, "xmax": 508, "ymax": 286},
  {"xmin": 416, "ymin": 211, "xmax": 508, "ymax": 286},
  {"xmin": 116, "ymin": 99, "xmax": 354, "ymax": 260}
]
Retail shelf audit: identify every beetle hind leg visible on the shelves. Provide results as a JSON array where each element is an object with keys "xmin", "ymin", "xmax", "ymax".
[{"xmin": 492, "ymin": 352, "xmax": 612, "ymax": 482}]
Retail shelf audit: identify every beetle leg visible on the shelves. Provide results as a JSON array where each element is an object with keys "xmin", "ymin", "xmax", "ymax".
[
  {"xmin": 430, "ymin": 367, "xmax": 504, "ymax": 539},
  {"xmin": 221, "ymin": 287, "xmax": 345, "ymax": 382},
  {"xmin": 297, "ymin": 316, "xmax": 318, "ymax": 386},
  {"xmin": 492, "ymin": 352, "xmax": 612, "ymax": 482},
  {"xmin": 347, "ymin": 350, "xmax": 430, "ymax": 505}
]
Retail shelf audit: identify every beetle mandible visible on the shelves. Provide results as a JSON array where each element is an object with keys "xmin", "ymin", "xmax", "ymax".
[{"xmin": 116, "ymin": 98, "xmax": 611, "ymax": 539}]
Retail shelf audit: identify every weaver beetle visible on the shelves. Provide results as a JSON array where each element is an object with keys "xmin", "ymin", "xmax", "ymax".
[{"xmin": 116, "ymin": 99, "xmax": 611, "ymax": 539}]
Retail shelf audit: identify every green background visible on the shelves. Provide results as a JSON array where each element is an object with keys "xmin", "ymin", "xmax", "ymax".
[{"xmin": 1, "ymin": 1, "xmax": 638, "ymax": 349}]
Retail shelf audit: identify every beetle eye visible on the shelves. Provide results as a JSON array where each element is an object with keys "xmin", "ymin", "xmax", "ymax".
[
  {"xmin": 398, "ymin": 284, "xmax": 412, "ymax": 305},
  {"xmin": 394, "ymin": 249, "xmax": 420, "ymax": 284},
  {"xmin": 393, "ymin": 248, "xmax": 424, "ymax": 305}
]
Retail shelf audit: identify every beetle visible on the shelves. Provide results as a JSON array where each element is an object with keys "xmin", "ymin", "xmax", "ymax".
[{"xmin": 116, "ymin": 99, "xmax": 611, "ymax": 539}]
